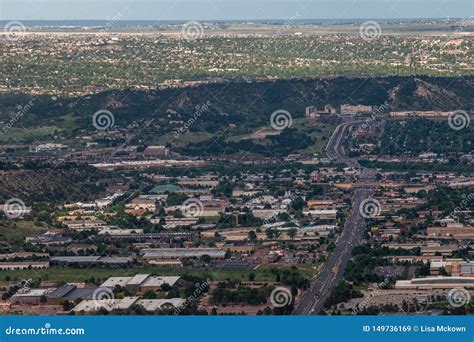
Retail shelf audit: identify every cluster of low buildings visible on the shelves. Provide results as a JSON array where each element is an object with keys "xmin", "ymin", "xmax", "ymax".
[{"xmin": 1, "ymin": 274, "xmax": 185, "ymax": 314}]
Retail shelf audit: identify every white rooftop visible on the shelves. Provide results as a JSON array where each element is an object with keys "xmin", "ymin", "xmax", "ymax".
[
  {"xmin": 136, "ymin": 299, "xmax": 185, "ymax": 311},
  {"xmin": 128, "ymin": 274, "xmax": 150, "ymax": 285},
  {"xmin": 101, "ymin": 277, "xmax": 131, "ymax": 288},
  {"xmin": 73, "ymin": 297, "xmax": 184, "ymax": 312},
  {"xmin": 101, "ymin": 275, "xmax": 180, "ymax": 288},
  {"xmin": 142, "ymin": 276, "xmax": 180, "ymax": 287},
  {"xmin": 15, "ymin": 288, "xmax": 51, "ymax": 297}
]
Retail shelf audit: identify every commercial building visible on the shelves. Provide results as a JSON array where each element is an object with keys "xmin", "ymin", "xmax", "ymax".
[
  {"xmin": 12, "ymin": 288, "xmax": 55, "ymax": 304},
  {"xmin": 47, "ymin": 284, "xmax": 98, "ymax": 304},
  {"xmin": 340, "ymin": 104, "xmax": 373, "ymax": 114},
  {"xmin": 101, "ymin": 274, "xmax": 180, "ymax": 294},
  {"xmin": 141, "ymin": 248, "xmax": 226, "ymax": 261},
  {"xmin": 427, "ymin": 225, "xmax": 474, "ymax": 239},
  {"xmin": 395, "ymin": 276, "xmax": 474, "ymax": 289},
  {"xmin": 51, "ymin": 256, "xmax": 135, "ymax": 267},
  {"xmin": 73, "ymin": 297, "xmax": 185, "ymax": 312},
  {"xmin": 0, "ymin": 261, "xmax": 49, "ymax": 270}
]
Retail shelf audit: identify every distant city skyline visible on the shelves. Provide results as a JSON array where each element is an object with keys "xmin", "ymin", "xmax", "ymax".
[{"xmin": 1, "ymin": 0, "xmax": 473, "ymax": 20}]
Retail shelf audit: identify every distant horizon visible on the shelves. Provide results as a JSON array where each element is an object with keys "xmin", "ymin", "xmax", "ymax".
[
  {"xmin": 1, "ymin": 0, "xmax": 472, "ymax": 21},
  {"xmin": 0, "ymin": 17, "xmax": 467, "ymax": 25}
]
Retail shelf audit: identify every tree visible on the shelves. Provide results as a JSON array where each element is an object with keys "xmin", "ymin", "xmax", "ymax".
[
  {"xmin": 288, "ymin": 228, "xmax": 298, "ymax": 240},
  {"xmin": 160, "ymin": 283, "xmax": 172, "ymax": 292},
  {"xmin": 62, "ymin": 300, "xmax": 72, "ymax": 310},
  {"xmin": 200, "ymin": 254, "xmax": 211, "ymax": 264},
  {"xmin": 265, "ymin": 228, "xmax": 276, "ymax": 240},
  {"xmin": 248, "ymin": 230, "xmax": 257, "ymax": 241},
  {"xmin": 143, "ymin": 291, "xmax": 157, "ymax": 299},
  {"xmin": 291, "ymin": 197, "xmax": 306, "ymax": 211}
]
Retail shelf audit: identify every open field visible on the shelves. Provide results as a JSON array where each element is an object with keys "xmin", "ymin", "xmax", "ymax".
[
  {"xmin": 3, "ymin": 20, "xmax": 473, "ymax": 36},
  {"xmin": 0, "ymin": 264, "xmax": 318, "ymax": 284},
  {"xmin": 0, "ymin": 220, "xmax": 48, "ymax": 242}
]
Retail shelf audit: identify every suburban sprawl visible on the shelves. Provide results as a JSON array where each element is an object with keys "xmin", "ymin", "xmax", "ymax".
[{"xmin": 0, "ymin": 18, "xmax": 473, "ymax": 316}]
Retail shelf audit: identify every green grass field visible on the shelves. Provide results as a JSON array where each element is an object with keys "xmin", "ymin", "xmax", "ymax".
[
  {"xmin": 0, "ymin": 126, "xmax": 58, "ymax": 143},
  {"xmin": 0, "ymin": 264, "xmax": 318, "ymax": 284},
  {"xmin": 292, "ymin": 119, "xmax": 335, "ymax": 156},
  {"xmin": 0, "ymin": 220, "xmax": 48, "ymax": 242}
]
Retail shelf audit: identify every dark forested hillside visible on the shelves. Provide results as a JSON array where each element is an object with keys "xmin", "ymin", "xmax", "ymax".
[
  {"xmin": 0, "ymin": 164, "xmax": 106, "ymax": 204},
  {"xmin": 0, "ymin": 76, "xmax": 472, "ymax": 133}
]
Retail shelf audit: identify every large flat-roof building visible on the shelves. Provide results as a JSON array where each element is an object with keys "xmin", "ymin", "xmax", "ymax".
[
  {"xmin": 461, "ymin": 262, "xmax": 474, "ymax": 276},
  {"xmin": 141, "ymin": 248, "xmax": 226, "ymax": 260},
  {"xmin": 0, "ymin": 261, "xmax": 49, "ymax": 270},
  {"xmin": 101, "ymin": 274, "xmax": 180, "ymax": 294},
  {"xmin": 47, "ymin": 284, "xmax": 98, "ymax": 304},
  {"xmin": 395, "ymin": 276, "xmax": 474, "ymax": 289},
  {"xmin": 51, "ymin": 256, "xmax": 135, "ymax": 267},
  {"xmin": 427, "ymin": 225, "xmax": 474, "ymax": 239},
  {"xmin": 72, "ymin": 297, "xmax": 185, "ymax": 313}
]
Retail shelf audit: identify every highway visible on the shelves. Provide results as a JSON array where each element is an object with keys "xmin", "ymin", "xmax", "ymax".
[{"xmin": 293, "ymin": 121, "xmax": 376, "ymax": 315}]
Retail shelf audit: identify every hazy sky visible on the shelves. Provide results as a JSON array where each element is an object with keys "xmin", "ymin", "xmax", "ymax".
[{"xmin": 1, "ymin": 0, "xmax": 472, "ymax": 20}]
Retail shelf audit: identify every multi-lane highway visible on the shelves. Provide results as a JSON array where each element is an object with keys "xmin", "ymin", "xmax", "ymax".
[{"xmin": 294, "ymin": 121, "xmax": 375, "ymax": 315}]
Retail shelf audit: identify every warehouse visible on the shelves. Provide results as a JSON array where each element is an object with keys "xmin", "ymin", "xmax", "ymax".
[
  {"xmin": 141, "ymin": 248, "xmax": 226, "ymax": 260},
  {"xmin": 101, "ymin": 274, "xmax": 180, "ymax": 294}
]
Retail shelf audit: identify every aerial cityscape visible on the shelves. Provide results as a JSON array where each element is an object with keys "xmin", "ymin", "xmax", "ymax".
[{"xmin": 0, "ymin": 1, "xmax": 473, "ymax": 318}]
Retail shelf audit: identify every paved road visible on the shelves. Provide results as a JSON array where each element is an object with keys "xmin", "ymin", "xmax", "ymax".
[{"xmin": 293, "ymin": 121, "xmax": 376, "ymax": 315}]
